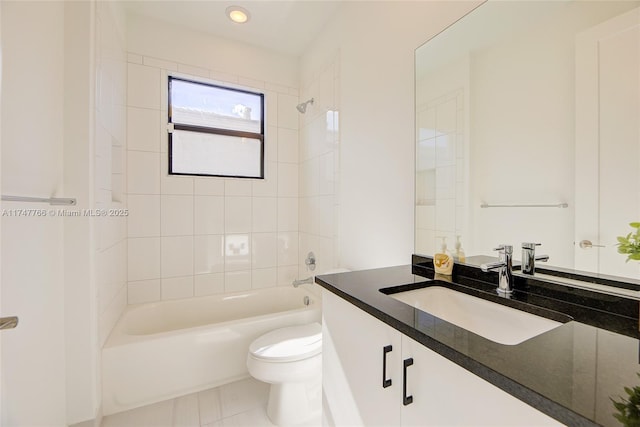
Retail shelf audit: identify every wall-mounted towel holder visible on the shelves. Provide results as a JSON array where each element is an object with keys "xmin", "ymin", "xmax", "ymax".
[
  {"xmin": 2, "ymin": 195, "xmax": 77, "ymax": 206},
  {"xmin": 480, "ymin": 202, "xmax": 568, "ymax": 209}
]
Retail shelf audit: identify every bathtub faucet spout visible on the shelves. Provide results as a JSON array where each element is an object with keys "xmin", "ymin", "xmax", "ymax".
[{"xmin": 292, "ymin": 276, "xmax": 314, "ymax": 287}]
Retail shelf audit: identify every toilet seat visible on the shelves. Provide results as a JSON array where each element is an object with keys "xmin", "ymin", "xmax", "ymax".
[{"xmin": 249, "ymin": 322, "xmax": 322, "ymax": 363}]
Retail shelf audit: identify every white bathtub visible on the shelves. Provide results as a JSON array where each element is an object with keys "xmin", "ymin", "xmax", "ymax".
[{"xmin": 102, "ymin": 286, "xmax": 321, "ymax": 416}]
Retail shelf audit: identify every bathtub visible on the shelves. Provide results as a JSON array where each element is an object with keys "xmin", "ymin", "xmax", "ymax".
[{"xmin": 102, "ymin": 286, "xmax": 321, "ymax": 416}]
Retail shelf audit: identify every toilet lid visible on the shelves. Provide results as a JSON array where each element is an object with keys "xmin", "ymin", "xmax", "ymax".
[{"xmin": 249, "ymin": 323, "xmax": 322, "ymax": 362}]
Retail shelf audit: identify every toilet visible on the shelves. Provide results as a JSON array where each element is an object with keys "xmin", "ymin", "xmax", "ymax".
[{"xmin": 247, "ymin": 322, "xmax": 322, "ymax": 426}]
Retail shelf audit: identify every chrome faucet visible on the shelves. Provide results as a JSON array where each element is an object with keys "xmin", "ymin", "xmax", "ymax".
[
  {"xmin": 521, "ymin": 242, "xmax": 549, "ymax": 275},
  {"xmin": 480, "ymin": 245, "xmax": 514, "ymax": 295},
  {"xmin": 293, "ymin": 276, "xmax": 314, "ymax": 287}
]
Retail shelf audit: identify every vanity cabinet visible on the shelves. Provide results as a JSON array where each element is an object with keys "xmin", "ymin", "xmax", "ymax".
[
  {"xmin": 322, "ymin": 290, "xmax": 402, "ymax": 426},
  {"xmin": 322, "ymin": 290, "xmax": 563, "ymax": 426}
]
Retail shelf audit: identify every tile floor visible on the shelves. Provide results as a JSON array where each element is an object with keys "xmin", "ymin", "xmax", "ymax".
[{"xmin": 101, "ymin": 377, "xmax": 321, "ymax": 427}]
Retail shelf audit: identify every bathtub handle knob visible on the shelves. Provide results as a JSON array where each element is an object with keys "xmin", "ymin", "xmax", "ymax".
[{"xmin": 305, "ymin": 252, "xmax": 316, "ymax": 271}]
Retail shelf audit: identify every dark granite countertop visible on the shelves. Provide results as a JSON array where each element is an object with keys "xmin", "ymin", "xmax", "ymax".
[{"xmin": 316, "ymin": 258, "xmax": 640, "ymax": 427}]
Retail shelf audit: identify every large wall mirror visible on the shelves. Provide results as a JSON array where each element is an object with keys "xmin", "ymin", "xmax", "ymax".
[{"xmin": 415, "ymin": 0, "xmax": 640, "ymax": 281}]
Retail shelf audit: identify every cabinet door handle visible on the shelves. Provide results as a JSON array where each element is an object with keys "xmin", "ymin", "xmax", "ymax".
[
  {"xmin": 403, "ymin": 357, "xmax": 414, "ymax": 405},
  {"xmin": 382, "ymin": 345, "xmax": 392, "ymax": 388}
]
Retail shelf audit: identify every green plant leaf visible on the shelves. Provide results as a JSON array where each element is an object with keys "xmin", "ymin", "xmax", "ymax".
[{"xmin": 615, "ymin": 224, "xmax": 640, "ymax": 262}]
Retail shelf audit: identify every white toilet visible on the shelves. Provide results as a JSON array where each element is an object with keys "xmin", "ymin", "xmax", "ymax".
[{"xmin": 247, "ymin": 322, "xmax": 322, "ymax": 426}]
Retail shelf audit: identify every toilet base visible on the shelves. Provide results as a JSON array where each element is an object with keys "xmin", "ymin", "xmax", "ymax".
[{"xmin": 266, "ymin": 376, "xmax": 321, "ymax": 426}]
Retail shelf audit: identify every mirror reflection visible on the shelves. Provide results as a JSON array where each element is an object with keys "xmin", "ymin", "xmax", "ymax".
[{"xmin": 415, "ymin": 1, "xmax": 640, "ymax": 281}]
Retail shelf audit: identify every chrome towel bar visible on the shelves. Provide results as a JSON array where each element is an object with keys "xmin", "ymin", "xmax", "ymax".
[
  {"xmin": 2, "ymin": 195, "xmax": 77, "ymax": 206},
  {"xmin": 480, "ymin": 202, "xmax": 568, "ymax": 209}
]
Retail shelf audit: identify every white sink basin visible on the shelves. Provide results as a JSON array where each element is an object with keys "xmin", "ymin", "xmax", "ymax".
[{"xmin": 389, "ymin": 286, "xmax": 563, "ymax": 345}]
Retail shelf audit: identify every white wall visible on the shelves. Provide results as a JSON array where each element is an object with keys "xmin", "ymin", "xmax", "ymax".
[
  {"xmin": 64, "ymin": 2, "xmax": 98, "ymax": 424},
  {"xmin": 124, "ymin": 15, "xmax": 301, "ymax": 303},
  {"xmin": 300, "ymin": 1, "xmax": 481, "ymax": 270},
  {"xmin": 127, "ymin": 14, "xmax": 298, "ymax": 89},
  {"xmin": 1, "ymin": 2, "xmax": 67, "ymax": 425},
  {"xmin": 1, "ymin": 2, "xmax": 127, "ymax": 424}
]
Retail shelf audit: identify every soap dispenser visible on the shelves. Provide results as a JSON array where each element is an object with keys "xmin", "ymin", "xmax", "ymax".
[
  {"xmin": 454, "ymin": 235, "xmax": 466, "ymax": 263},
  {"xmin": 434, "ymin": 237, "xmax": 454, "ymax": 275}
]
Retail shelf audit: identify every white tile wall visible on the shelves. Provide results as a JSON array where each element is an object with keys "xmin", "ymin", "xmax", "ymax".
[
  {"xmin": 277, "ymin": 198, "xmax": 298, "ymax": 231},
  {"xmin": 96, "ymin": 2, "xmax": 128, "ymax": 346},
  {"xmin": 225, "ymin": 197, "xmax": 252, "ymax": 233},
  {"xmin": 224, "ymin": 234, "xmax": 250, "ymax": 272},
  {"xmin": 161, "ymin": 276, "xmax": 194, "ymax": 300},
  {"xmin": 251, "ymin": 233, "xmax": 277, "ymax": 269},
  {"xmin": 128, "ymin": 279, "xmax": 161, "ymax": 304},
  {"xmin": 127, "ymin": 151, "xmax": 160, "ymax": 194},
  {"xmin": 126, "ymin": 55, "xmax": 300, "ymax": 303},
  {"xmin": 161, "ymin": 236, "xmax": 194, "ymax": 278},
  {"xmin": 415, "ymin": 89, "xmax": 466, "ymax": 254},
  {"xmin": 194, "ymin": 235, "xmax": 224, "ymax": 274},
  {"xmin": 225, "ymin": 271, "xmax": 251, "ymax": 293},
  {"xmin": 161, "ymin": 195, "xmax": 194, "ymax": 236},
  {"xmin": 252, "ymin": 268, "xmax": 277, "ymax": 289},
  {"xmin": 128, "ymin": 237, "xmax": 161, "ymax": 281},
  {"xmin": 252, "ymin": 198, "xmax": 277, "ymax": 233},
  {"xmin": 128, "ymin": 64, "xmax": 161, "ymax": 109},
  {"xmin": 195, "ymin": 197, "xmax": 225, "ymax": 235},
  {"xmin": 277, "ymin": 163, "xmax": 299, "ymax": 197},
  {"xmin": 298, "ymin": 56, "xmax": 341, "ymax": 276},
  {"xmin": 278, "ymin": 128, "xmax": 299, "ymax": 163},
  {"xmin": 194, "ymin": 273, "xmax": 225, "ymax": 297},
  {"xmin": 127, "ymin": 107, "xmax": 160, "ymax": 152}
]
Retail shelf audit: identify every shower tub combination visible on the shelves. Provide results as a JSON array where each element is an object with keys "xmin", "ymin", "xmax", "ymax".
[{"xmin": 102, "ymin": 286, "xmax": 321, "ymax": 416}]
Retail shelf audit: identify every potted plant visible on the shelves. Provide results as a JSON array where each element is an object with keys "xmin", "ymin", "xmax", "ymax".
[
  {"xmin": 611, "ymin": 373, "xmax": 640, "ymax": 426},
  {"xmin": 616, "ymin": 223, "xmax": 640, "ymax": 262}
]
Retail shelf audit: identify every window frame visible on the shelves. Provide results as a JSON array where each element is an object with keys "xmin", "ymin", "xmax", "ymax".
[{"xmin": 167, "ymin": 76, "xmax": 265, "ymax": 179}]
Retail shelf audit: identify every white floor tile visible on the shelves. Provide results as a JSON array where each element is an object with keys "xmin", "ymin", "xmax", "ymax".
[
  {"xmin": 218, "ymin": 406, "xmax": 275, "ymax": 427},
  {"xmin": 198, "ymin": 387, "xmax": 223, "ymax": 425},
  {"xmin": 100, "ymin": 378, "xmax": 301, "ymax": 427},
  {"xmin": 173, "ymin": 393, "xmax": 200, "ymax": 427},
  {"xmin": 102, "ymin": 399, "xmax": 173, "ymax": 427},
  {"xmin": 219, "ymin": 378, "xmax": 269, "ymax": 418}
]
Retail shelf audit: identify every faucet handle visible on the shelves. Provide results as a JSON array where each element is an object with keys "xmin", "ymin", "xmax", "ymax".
[
  {"xmin": 493, "ymin": 245, "xmax": 513, "ymax": 254},
  {"xmin": 522, "ymin": 242, "xmax": 541, "ymax": 250}
]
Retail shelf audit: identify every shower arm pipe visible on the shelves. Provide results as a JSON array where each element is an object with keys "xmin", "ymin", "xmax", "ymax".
[
  {"xmin": 1, "ymin": 195, "xmax": 77, "ymax": 206},
  {"xmin": 296, "ymin": 98, "xmax": 314, "ymax": 114}
]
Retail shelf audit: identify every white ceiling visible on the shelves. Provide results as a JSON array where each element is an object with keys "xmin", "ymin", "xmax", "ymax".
[{"xmin": 122, "ymin": 1, "xmax": 343, "ymax": 56}]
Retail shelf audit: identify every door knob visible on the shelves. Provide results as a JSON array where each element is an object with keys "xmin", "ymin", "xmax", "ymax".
[{"xmin": 579, "ymin": 240, "xmax": 605, "ymax": 249}]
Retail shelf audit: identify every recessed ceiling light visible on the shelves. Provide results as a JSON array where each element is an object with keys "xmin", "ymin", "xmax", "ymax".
[{"xmin": 226, "ymin": 6, "xmax": 250, "ymax": 24}]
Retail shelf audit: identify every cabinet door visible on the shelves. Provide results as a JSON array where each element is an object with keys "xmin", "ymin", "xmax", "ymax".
[
  {"xmin": 322, "ymin": 290, "xmax": 402, "ymax": 426},
  {"xmin": 400, "ymin": 335, "xmax": 563, "ymax": 426}
]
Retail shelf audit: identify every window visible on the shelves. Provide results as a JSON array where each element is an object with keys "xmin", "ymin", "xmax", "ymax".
[{"xmin": 168, "ymin": 76, "xmax": 265, "ymax": 178}]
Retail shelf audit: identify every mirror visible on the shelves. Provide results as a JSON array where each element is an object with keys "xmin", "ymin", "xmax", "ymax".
[{"xmin": 415, "ymin": 0, "xmax": 640, "ymax": 282}]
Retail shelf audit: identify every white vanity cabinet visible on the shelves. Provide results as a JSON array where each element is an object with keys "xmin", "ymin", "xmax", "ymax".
[
  {"xmin": 322, "ymin": 290, "xmax": 402, "ymax": 426},
  {"xmin": 322, "ymin": 290, "xmax": 563, "ymax": 426}
]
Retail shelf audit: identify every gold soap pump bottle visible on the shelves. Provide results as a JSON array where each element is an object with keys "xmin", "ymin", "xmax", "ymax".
[
  {"xmin": 434, "ymin": 237, "xmax": 454, "ymax": 275},
  {"xmin": 454, "ymin": 235, "xmax": 466, "ymax": 263}
]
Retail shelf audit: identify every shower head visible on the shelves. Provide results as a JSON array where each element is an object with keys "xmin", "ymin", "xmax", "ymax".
[{"xmin": 296, "ymin": 98, "xmax": 314, "ymax": 114}]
